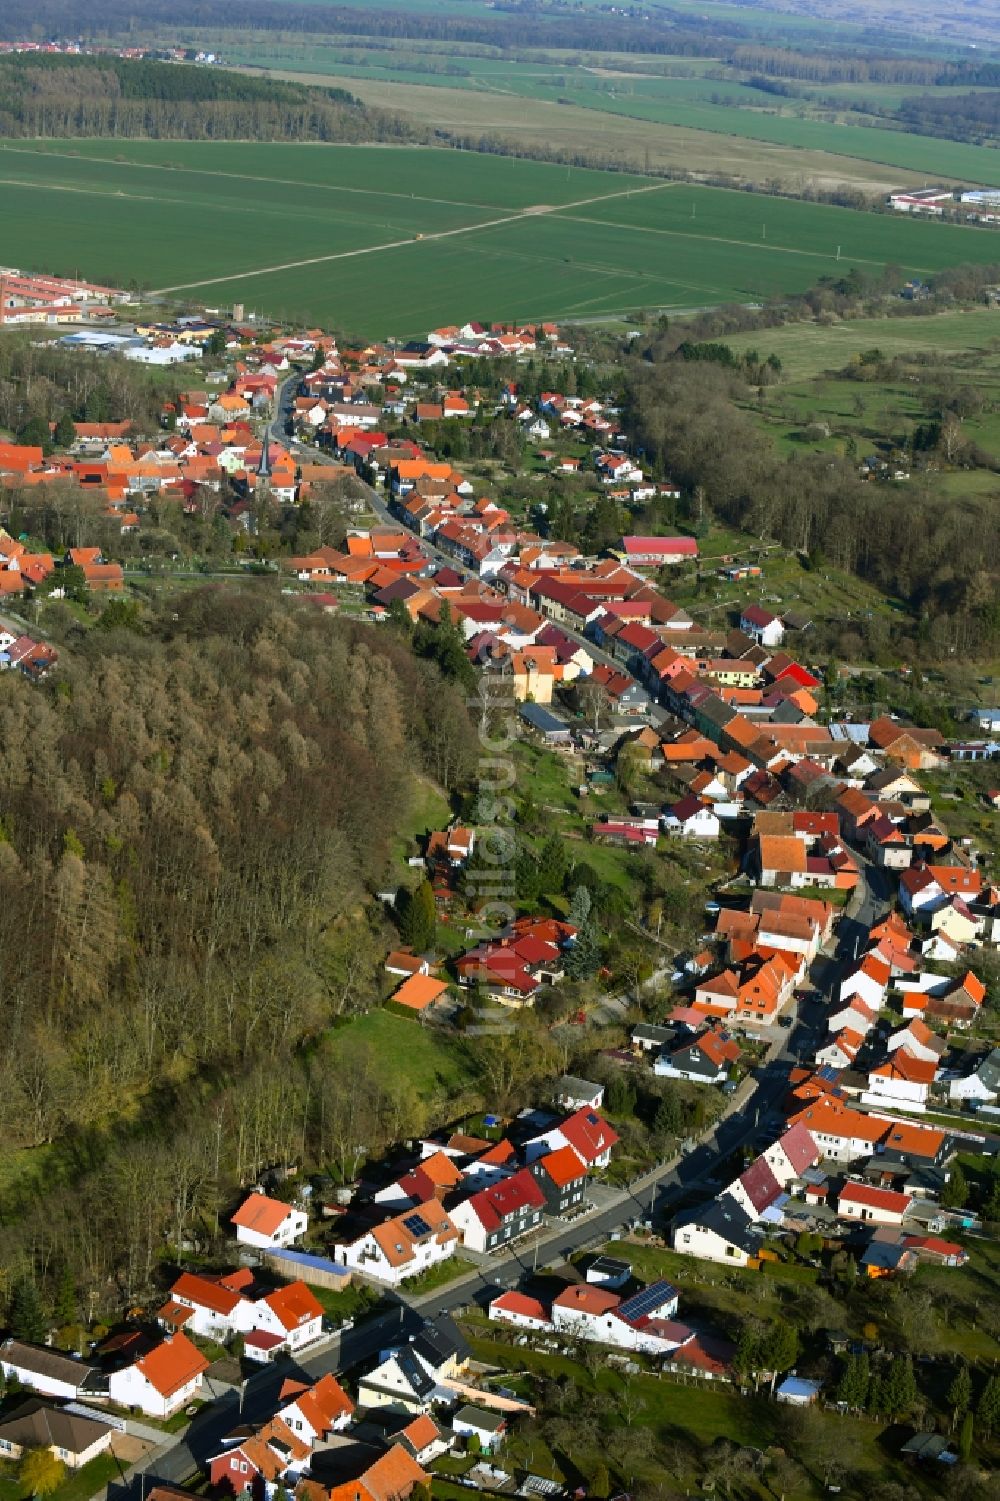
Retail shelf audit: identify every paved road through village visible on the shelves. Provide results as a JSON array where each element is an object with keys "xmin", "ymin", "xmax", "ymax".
[{"xmin": 103, "ymin": 385, "xmax": 895, "ymax": 1501}]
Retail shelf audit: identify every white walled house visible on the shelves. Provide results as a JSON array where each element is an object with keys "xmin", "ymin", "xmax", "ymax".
[
  {"xmin": 488, "ymin": 1292, "xmax": 553, "ymax": 1332},
  {"xmin": 862, "ymin": 1053, "xmax": 936, "ymax": 1112},
  {"xmin": 0, "ymin": 1342, "xmax": 102, "ymax": 1402},
  {"xmin": 838, "ymin": 1183, "xmax": 911, "ymax": 1227},
  {"xmin": 231, "ymin": 1193, "xmax": 307, "ymax": 1249},
  {"xmin": 949, "ymin": 1048, "xmax": 1000, "ymax": 1105},
  {"xmin": 523, "ymin": 1108, "xmax": 619, "ymax": 1171},
  {"xmin": 838, "ymin": 955, "xmax": 890, "ymax": 1013},
  {"xmin": 158, "ymin": 1270, "xmax": 248, "ymax": 1339},
  {"xmin": 662, "ymin": 796, "xmax": 721, "ymax": 840},
  {"xmin": 335, "ymin": 1203, "xmax": 459, "ymax": 1287},
  {"xmin": 242, "ymin": 1283, "xmax": 324, "ymax": 1353},
  {"xmin": 672, "ymin": 1198, "xmax": 759, "ymax": 1266},
  {"xmin": 887, "ymin": 1020, "xmax": 946, "ymax": 1066},
  {"xmin": 448, "ymin": 1170, "xmax": 546, "ymax": 1255},
  {"xmin": 783, "ymin": 1099, "xmax": 886, "ymax": 1164},
  {"xmin": 762, "ymin": 1123, "xmax": 820, "ymax": 1186},
  {"xmin": 550, "ymin": 1282, "xmax": 683, "ymax": 1355},
  {"xmin": 277, "ymin": 1373, "xmax": 354, "ymax": 1439},
  {"xmin": 739, "ymin": 606, "xmax": 784, "ymax": 647},
  {"xmin": 108, "ymin": 1334, "xmax": 208, "ymax": 1418},
  {"xmin": 0, "ymin": 1401, "xmax": 114, "ymax": 1470}
]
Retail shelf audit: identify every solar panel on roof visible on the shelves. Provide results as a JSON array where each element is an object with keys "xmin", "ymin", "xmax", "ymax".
[
  {"xmin": 402, "ymin": 1212, "xmax": 433, "ymax": 1238},
  {"xmin": 617, "ymin": 1280, "xmax": 677, "ymax": 1323}
]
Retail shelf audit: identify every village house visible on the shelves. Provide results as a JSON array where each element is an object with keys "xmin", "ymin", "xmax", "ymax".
[
  {"xmin": 838, "ymin": 1183, "xmax": 912, "ymax": 1227},
  {"xmin": 0, "ymin": 1342, "xmax": 104, "ymax": 1402},
  {"xmin": 672, "ymin": 1197, "xmax": 760, "ymax": 1267},
  {"xmin": 549, "ymin": 1280, "xmax": 685, "ymax": 1355},
  {"xmin": 654, "ymin": 1027, "xmax": 741, "ymax": 1085},
  {"xmin": 528, "ymin": 1145, "xmax": 590, "ymax": 1217},
  {"xmin": 357, "ymin": 1320, "xmax": 471, "ymax": 1415},
  {"xmin": 448, "ymin": 1169, "xmax": 546, "ymax": 1254},
  {"xmin": 334, "ymin": 1201, "xmax": 460, "ymax": 1286},
  {"xmin": 232, "ymin": 1192, "xmax": 308, "ymax": 1249},
  {"xmin": 0, "ymin": 1401, "xmax": 115, "ymax": 1470},
  {"xmin": 862, "ymin": 1051, "xmax": 938, "ymax": 1112},
  {"xmin": 488, "ymin": 1292, "xmax": 553, "ymax": 1332},
  {"xmin": 739, "ymin": 606, "xmax": 784, "ymax": 648},
  {"xmin": 107, "ymin": 1333, "xmax": 208, "ymax": 1418}
]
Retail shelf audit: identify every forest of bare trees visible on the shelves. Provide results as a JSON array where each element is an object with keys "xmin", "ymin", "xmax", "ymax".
[
  {"xmin": 0, "ymin": 590, "xmax": 479, "ymax": 1310},
  {"xmin": 626, "ymin": 351, "xmax": 1000, "ymax": 660}
]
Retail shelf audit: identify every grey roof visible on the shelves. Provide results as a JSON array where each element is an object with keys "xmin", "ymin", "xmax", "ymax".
[
  {"xmin": 0, "ymin": 1399, "xmax": 113, "ymax": 1456},
  {"xmin": 667, "ymin": 1042, "xmax": 723, "ymax": 1078},
  {"xmin": 395, "ymin": 1349, "xmax": 434, "ymax": 1398},
  {"xmin": 861, "ymin": 1239, "xmax": 912, "ymax": 1271},
  {"xmin": 453, "ymin": 1405, "xmax": 506, "ymax": 1432},
  {"xmin": 556, "ymin": 1075, "xmax": 601, "ymax": 1098},
  {"xmin": 674, "ymin": 1196, "xmax": 759, "ymax": 1256},
  {"xmin": 589, "ymin": 1255, "xmax": 632, "ymax": 1277},
  {"xmin": 412, "ymin": 1314, "xmax": 471, "ymax": 1372},
  {"xmin": 0, "ymin": 1341, "xmax": 100, "ymax": 1391},
  {"xmin": 518, "ymin": 703, "xmax": 570, "ymax": 737},
  {"xmin": 632, "ymin": 1024, "xmax": 675, "ymax": 1045},
  {"xmin": 975, "ymin": 1048, "xmax": 1000, "ymax": 1092},
  {"xmin": 901, "ymin": 1433, "xmax": 953, "ymax": 1460}
]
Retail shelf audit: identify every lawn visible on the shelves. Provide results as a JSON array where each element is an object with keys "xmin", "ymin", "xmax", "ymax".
[
  {"xmin": 401, "ymin": 1252, "xmax": 476, "ymax": 1294},
  {"xmin": 0, "ymin": 1455, "xmax": 121, "ymax": 1501},
  {"xmin": 309, "ymin": 1279, "xmax": 384, "ymax": 1323},
  {"xmin": 391, "ymin": 773, "xmax": 453, "ymax": 870},
  {"xmin": 6, "ymin": 142, "xmax": 1000, "ymax": 334},
  {"xmin": 333, "ymin": 1008, "xmax": 472, "ymax": 1097}
]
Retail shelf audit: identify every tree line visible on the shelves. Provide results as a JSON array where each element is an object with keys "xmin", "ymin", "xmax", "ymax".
[
  {"xmin": 729, "ymin": 46, "xmax": 977, "ymax": 85},
  {"xmin": 0, "ymin": 55, "xmax": 420, "ymax": 142}
]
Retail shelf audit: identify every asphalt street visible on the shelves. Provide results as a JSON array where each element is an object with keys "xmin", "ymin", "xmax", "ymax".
[{"xmin": 104, "ymin": 384, "xmax": 898, "ymax": 1501}]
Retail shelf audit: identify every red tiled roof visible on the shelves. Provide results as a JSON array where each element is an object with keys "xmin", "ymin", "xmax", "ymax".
[
  {"xmin": 840, "ymin": 1182, "xmax": 911, "ymax": 1213},
  {"xmin": 134, "ymin": 1334, "xmax": 208, "ymax": 1398},
  {"xmin": 490, "ymin": 1291, "xmax": 550, "ymax": 1323},
  {"xmin": 232, "ymin": 1193, "xmax": 293, "ymax": 1236},
  {"xmin": 537, "ymin": 1145, "xmax": 587, "ymax": 1188},
  {"xmin": 559, "ymin": 1107, "xmax": 619, "ymax": 1163}
]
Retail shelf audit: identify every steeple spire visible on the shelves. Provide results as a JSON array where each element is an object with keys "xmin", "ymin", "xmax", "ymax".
[{"xmin": 256, "ymin": 434, "xmax": 272, "ymax": 483}]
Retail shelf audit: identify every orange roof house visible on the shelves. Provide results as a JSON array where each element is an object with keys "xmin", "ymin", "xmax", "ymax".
[
  {"xmin": 0, "ymin": 443, "xmax": 44, "ymax": 473},
  {"xmin": 111, "ymin": 1332, "xmax": 208, "ymax": 1415},
  {"xmin": 391, "ymin": 973, "xmax": 449, "ymax": 1011},
  {"xmin": 757, "ymin": 835, "xmax": 809, "ymax": 879},
  {"xmin": 327, "ymin": 1445, "xmax": 429, "ymax": 1501},
  {"xmin": 232, "ymin": 1192, "xmax": 298, "ymax": 1239}
]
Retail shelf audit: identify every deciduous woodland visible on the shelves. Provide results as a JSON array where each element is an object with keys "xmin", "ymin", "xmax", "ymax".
[
  {"xmin": 0, "ymin": 56, "xmax": 418, "ymax": 141},
  {"xmin": 0, "ymin": 593, "xmax": 478, "ymax": 1299},
  {"xmin": 626, "ymin": 323, "xmax": 1000, "ymax": 659}
]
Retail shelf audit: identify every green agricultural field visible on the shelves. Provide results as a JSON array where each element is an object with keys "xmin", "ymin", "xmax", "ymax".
[{"xmin": 6, "ymin": 141, "xmax": 1000, "ymax": 333}]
